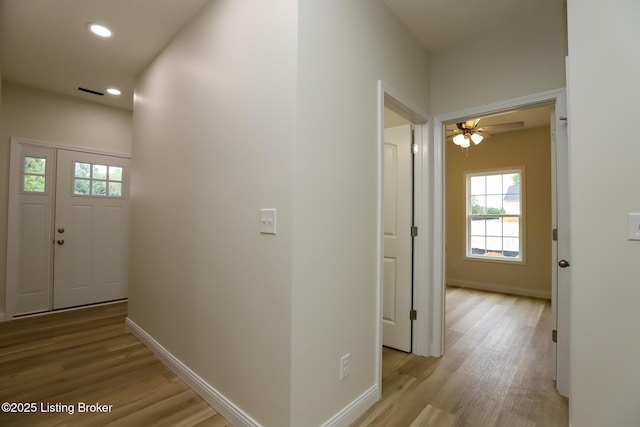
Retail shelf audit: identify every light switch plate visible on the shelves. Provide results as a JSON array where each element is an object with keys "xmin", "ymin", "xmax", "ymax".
[
  {"xmin": 260, "ymin": 209, "xmax": 277, "ymax": 235},
  {"xmin": 628, "ymin": 213, "xmax": 640, "ymax": 241}
]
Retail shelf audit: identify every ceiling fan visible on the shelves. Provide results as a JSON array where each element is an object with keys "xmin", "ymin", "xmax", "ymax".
[{"xmin": 447, "ymin": 118, "xmax": 524, "ymax": 148}]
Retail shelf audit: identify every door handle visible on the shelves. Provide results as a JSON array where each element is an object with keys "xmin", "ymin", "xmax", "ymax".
[
  {"xmin": 558, "ymin": 259, "xmax": 570, "ymax": 268},
  {"xmin": 56, "ymin": 239, "xmax": 65, "ymax": 245}
]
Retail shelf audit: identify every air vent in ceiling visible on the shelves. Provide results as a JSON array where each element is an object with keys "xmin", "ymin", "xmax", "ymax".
[{"xmin": 78, "ymin": 87, "xmax": 104, "ymax": 96}]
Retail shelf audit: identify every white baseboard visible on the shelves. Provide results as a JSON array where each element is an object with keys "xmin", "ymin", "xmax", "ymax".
[
  {"xmin": 446, "ymin": 279, "xmax": 551, "ymax": 300},
  {"xmin": 320, "ymin": 384, "xmax": 379, "ymax": 427},
  {"xmin": 126, "ymin": 318, "xmax": 261, "ymax": 427},
  {"xmin": 0, "ymin": 311, "xmax": 5, "ymax": 322},
  {"xmin": 127, "ymin": 317, "xmax": 380, "ymax": 427}
]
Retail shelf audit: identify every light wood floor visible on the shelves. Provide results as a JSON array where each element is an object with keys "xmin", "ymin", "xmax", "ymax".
[
  {"xmin": 352, "ymin": 287, "xmax": 568, "ymax": 427},
  {"xmin": 1, "ymin": 288, "xmax": 568, "ymax": 427},
  {"xmin": 0, "ymin": 302, "xmax": 231, "ymax": 427}
]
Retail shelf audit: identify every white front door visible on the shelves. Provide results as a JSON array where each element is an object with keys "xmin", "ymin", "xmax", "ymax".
[
  {"xmin": 53, "ymin": 150, "xmax": 130, "ymax": 309},
  {"xmin": 382, "ymin": 124, "xmax": 413, "ymax": 352}
]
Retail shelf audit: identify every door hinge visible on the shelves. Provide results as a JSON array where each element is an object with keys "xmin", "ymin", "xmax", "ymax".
[
  {"xmin": 552, "ymin": 329, "xmax": 558, "ymax": 343},
  {"xmin": 552, "ymin": 228, "xmax": 558, "ymax": 241},
  {"xmin": 410, "ymin": 226, "xmax": 418, "ymax": 237},
  {"xmin": 411, "ymin": 143, "xmax": 418, "ymax": 154},
  {"xmin": 410, "ymin": 309, "xmax": 417, "ymax": 321}
]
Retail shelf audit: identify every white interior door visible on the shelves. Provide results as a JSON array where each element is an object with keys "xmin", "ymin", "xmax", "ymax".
[
  {"xmin": 382, "ymin": 124, "xmax": 413, "ymax": 352},
  {"xmin": 53, "ymin": 150, "xmax": 130, "ymax": 309},
  {"xmin": 553, "ymin": 108, "xmax": 571, "ymax": 397}
]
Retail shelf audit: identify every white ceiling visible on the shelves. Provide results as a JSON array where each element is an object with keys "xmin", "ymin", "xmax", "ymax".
[
  {"xmin": 444, "ymin": 105, "xmax": 552, "ymax": 137},
  {"xmin": 0, "ymin": 0, "xmax": 561, "ymax": 111},
  {"xmin": 0, "ymin": 0, "xmax": 209, "ymax": 110},
  {"xmin": 385, "ymin": 105, "xmax": 551, "ymax": 134}
]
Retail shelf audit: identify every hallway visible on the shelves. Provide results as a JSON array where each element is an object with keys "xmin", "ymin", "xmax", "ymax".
[{"xmin": 352, "ymin": 287, "xmax": 568, "ymax": 426}]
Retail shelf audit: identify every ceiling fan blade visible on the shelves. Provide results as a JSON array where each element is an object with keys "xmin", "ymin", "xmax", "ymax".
[
  {"xmin": 477, "ymin": 121, "xmax": 524, "ymax": 132},
  {"xmin": 475, "ymin": 131, "xmax": 492, "ymax": 139},
  {"xmin": 465, "ymin": 118, "xmax": 481, "ymax": 129}
]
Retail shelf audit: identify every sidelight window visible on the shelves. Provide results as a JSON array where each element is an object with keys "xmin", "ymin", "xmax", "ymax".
[{"xmin": 22, "ymin": 156, "xmax": 47, "ymax": 193}]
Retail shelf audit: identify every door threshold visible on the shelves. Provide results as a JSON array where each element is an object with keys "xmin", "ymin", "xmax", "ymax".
[{"xmin": 13, "ymin": 298, "xmax": 128, "ymax": 319}]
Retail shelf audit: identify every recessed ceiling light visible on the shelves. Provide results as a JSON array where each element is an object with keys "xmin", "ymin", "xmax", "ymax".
[
  {"xmin": 106, "ymin": 88, "xmax": 122, "ymax": 96},
  {"xmin": 87, "ymin": 22, "xmax": 112, "ymax": 38}
]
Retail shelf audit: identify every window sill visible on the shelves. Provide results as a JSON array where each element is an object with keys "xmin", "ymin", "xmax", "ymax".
[{"xmin": 464, "ymin": 255, "xmax": 526, "ymax": 266}]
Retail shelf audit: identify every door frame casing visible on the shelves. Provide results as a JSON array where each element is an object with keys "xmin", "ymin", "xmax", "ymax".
[
  {"xmin": 376, "ymin": 81, "xmax": 430, "ymax": 397},
  {"xmin": 429, "ymin": 89, "xmax": 569, "ymax": 392},
  {"xmin": 5, "ymin": 137, "xmax": 131, "ymax": 320}
]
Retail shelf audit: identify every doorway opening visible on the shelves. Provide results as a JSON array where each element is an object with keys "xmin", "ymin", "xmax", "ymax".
[
  {"xmin": 430, "ymin": 89, "xmax": 570, "ymax": 398},
  {"xmin": 376, "ymin": 81, "xmax": 429, "ymax": 397},
  {"xmin": 444, "ymin": 104, "xmax": 560, "ymax": 395}
]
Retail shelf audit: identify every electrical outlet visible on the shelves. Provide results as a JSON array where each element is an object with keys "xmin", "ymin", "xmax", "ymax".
[{"xmin": 340, "ymin": 353, "xmax": 351, "ymax": 380}]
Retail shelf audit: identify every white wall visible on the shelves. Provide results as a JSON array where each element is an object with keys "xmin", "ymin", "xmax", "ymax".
[
  {"xmin": 129, "ymin": 1, "xmax": 297, "ymax": 425},
  {"xmin": 1, "ymin": 82, "xmax": 132, "ymax": 153},
  {"xmin": 567, "ymin": 0, "xmax": 640, "ymax": 424},
  {"xmin": 131, "ymin": 0, "xmax": 429, "ymax": 425},
  {"xmin": 292, "ymin": 1, "xmax": 430, "ymax": 425},
  {"xmin": 430, "ymin": 2, "xmax": 567, "ymax": 115},
  {"xmin": 0, "ymin": 81, "xmax": 132, "ymax": 314}
]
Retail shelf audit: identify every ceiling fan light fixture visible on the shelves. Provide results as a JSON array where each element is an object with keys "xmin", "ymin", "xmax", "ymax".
[
  {"xmin": 471, "ymin": 133, "xmax": 483, "ymax": 145},
  {"xmin": 453, "ymin": 134, "xmax": 466, "ymax": 146},
  {"xmin": 459, "ymin": 136, "xmax": 471, "ymax": 148},
  {"xmin": 87, "ymin": 22, "xmax": 112, "ymax": 38}
]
